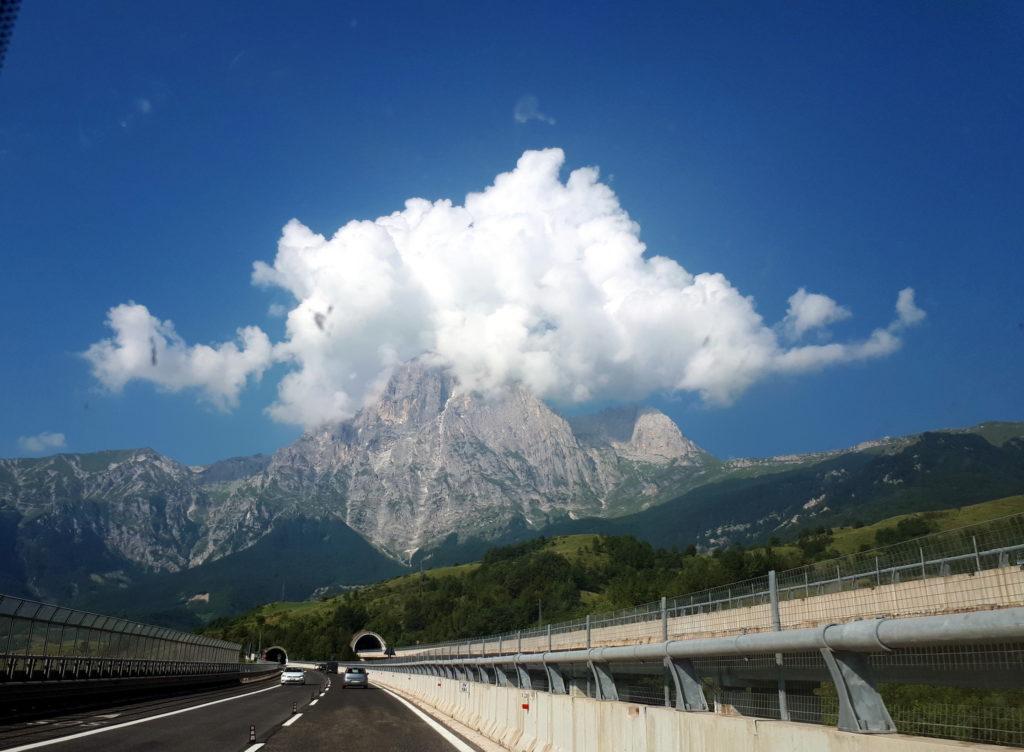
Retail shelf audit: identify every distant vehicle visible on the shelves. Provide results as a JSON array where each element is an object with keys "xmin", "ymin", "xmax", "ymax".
[
  {"xmin": 342, "ymin": 666, "xmax": 368, "ymax": 688},
  {"xmin": 280, "ymin": 669, "xmax": 305, "ymax": 685},
  {"xmin": 325, "ymin": 661, "xmax": 339, "ymax": 674}
]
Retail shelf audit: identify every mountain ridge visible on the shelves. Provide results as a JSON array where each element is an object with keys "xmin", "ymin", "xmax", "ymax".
[{"xmin": 1, "ymin": 359, "xmax": 1021, "ymax": 622}]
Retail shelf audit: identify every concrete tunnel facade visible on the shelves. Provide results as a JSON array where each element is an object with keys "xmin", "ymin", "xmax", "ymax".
[
  {"xmin": 350, "ymin": 630, "xmax": 387, "ymax": 655},
  {"xmin": 264, "ymin": 646, "xmax": 288, "ymax": 664}
]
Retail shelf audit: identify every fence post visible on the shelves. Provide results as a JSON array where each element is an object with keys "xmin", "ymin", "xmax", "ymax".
[
  {"xmin": 547, "ymin": 624, "xmax": 552, "ymax": 651},
  {"xmin": 768, "ymin": 570, "xmax": 790, "ymax": 721},
  {"xmin": 662, "ymin": 595, "xmax": 670, "ymax": 707},
  {"xmin": 517, "ymin": 630, "xmax": 522, "ymax": 654},
  {"xmin": 661, "ymin": 596, "xmax": 668, "ymax": 642},
  {"xmin": 586, "ymin": 615, "xmax": 591, "ymax": 649},
  {"xmin": 920, "ymin": 547, "xmax": 926, "ymax": 580},
  {"xmin": 973, "ymin": 536, "xmax": 982, "ymax": 573}
]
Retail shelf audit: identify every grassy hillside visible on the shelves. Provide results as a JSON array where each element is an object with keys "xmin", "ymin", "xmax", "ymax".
[
  {"xmin": 822, "ymin": 494, "xmax": 1024, "ymax": 555},
  {"xmin": 203, "ymin": 495, "xmax": 1024, "ymax": 660}
]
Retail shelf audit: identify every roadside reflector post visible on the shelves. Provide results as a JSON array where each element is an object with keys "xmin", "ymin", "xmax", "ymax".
[
  {"xmin": 292, "ymin": 701, "xmax": 297, "ymax": 714},
  {"xmin": 249, "ymin": 724, "xmax": 256, "ymax": 743}
]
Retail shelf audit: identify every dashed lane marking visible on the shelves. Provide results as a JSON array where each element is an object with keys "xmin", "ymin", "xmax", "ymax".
[{"xmin": 282, "ymin": 714, "xmax": 302, "ymax": 728}]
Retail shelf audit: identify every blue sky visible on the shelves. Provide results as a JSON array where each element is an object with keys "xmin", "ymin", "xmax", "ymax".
[{"xmin": 1, "ymin": 1, "xmax": 1022, "ymax": 464}]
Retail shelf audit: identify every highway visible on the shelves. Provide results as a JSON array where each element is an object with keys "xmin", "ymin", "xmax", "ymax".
[{"xmin": 0, "ymin": 672, "xmax": 483, "ymax": 752}]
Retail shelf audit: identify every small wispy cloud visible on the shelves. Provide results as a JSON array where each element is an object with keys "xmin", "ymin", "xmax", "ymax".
[
  {"xmin": 782, "ymin": 288, "xmax": 852, "ymax": 340},
  {"xmin": 17, "ymin": 431, "xmax": 66, "ymax": 454},
  {"xmin": 514, "ymin": 95, "xmax": 555, "ymax": 125}
]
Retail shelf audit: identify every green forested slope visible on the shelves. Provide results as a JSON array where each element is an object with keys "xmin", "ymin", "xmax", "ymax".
[{"xmin": 203, "ymin": 494, "xmax": 1024, "ymax": 659}]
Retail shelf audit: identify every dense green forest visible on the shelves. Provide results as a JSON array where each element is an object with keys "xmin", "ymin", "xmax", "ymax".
[{"xmin": 203, "ymin": 495, "xmax": 1024, "ymax": 660}]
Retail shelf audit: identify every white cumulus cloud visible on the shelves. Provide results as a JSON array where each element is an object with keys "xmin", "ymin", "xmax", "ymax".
[
  {"xmin": 17, "ymin": 431, "xmax": 66, "ymax": 454},
  {"xmin": 783, "ymin": 287, "xmax": 852, "ymax": 340},
  {"xmin": 85, "ymin": 148, "xmax": 925, "ymax": 427},
  {"xmin": 84, "ymin": 303, "xmax": 273, "ymax": 410}
]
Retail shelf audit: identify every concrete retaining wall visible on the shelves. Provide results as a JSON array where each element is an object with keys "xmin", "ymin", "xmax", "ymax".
[{"xmin": 373, "ymin": 671, "xmax": 1005, "ymax": 752}]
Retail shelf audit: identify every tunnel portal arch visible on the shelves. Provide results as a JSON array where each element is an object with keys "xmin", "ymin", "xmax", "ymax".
[
  {"xmin": 264, "ymin": 646, "xmax": 288, "ymax": 664},
  {"xmin": 350, "ymin": 630, "xmax": 387, "ymax": 656}
]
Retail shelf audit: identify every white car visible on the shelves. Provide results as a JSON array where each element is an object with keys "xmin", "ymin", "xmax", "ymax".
[{"xmin": 280, "ymin": 668, "xmax": 305, "ymax": 685}]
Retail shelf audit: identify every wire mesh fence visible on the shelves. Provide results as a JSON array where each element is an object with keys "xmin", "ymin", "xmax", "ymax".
[
  {"xmin": 399, "ymin": 512, "xmax": 1024, "ymax": 659},
  {"xmin": 888, "ymin": 703, "xmax": 1024, "ymax": 747},
  {"xmin": 380, "ymin": 644, "xmax": 1024, "ymax": 747}
]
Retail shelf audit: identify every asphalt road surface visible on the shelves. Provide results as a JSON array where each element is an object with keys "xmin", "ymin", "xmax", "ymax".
[
  {"xmin": 0, "ymin": 672, "xmax": 483, "ymax": 752},
  {"xmin": 261, "ymin": 679, "xmax": 482, "ymax": 752}
]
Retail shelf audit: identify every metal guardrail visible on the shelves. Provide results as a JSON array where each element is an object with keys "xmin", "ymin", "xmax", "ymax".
[
  {"xmin": 0, "ymin": 594, "xmax": 241, "ymax": 683},
  {"xmin": 377, "ymin": 608, "xmax": 1024, "ymax": 744},
  {"xmin": 381, "ymin": 513, "xmax": 1024, "ymax": 746},
  {"xmin": 400, "ymin": 512, "xmax": 1024, "ymax": 658}
]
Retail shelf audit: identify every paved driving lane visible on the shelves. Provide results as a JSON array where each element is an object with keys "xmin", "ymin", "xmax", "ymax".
[
  {"xmin": 0, "ymin": 672, "xmax": 482, "ymax": 752},
  {"xmin": 260, "ymin": 681, "xmax": 483, "ymax": 752},
  {"xmin": 0, "ymin": 675, "xmax": 322, "ymax": 752}
]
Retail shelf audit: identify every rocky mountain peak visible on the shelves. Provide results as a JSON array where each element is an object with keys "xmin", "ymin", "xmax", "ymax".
[
  {"xmin": 567, "ymin": 405, "xmax": 705, "ymax": 465},
  {"xmin": 358, "ymin": 356, "xmax": 457, "ymax": 431}
]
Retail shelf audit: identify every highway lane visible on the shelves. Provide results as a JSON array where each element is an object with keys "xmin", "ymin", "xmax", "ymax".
[
  {"xmin": 0, "ymin": 674, "xmax": 321, "ymax": 752},
  {"xmin": 0, "ymin": 672, "xmax": 484, "ymax": 752},
  {"xmin": 260, "ymin": 681, "xmax": 484, "ymax": 752}
]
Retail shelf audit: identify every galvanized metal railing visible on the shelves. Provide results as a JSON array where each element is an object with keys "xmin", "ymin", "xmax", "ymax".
[
  {"xmin": 399, "ymin": 512, "xmax": 1024, "ymax": 658},
  {"xmin": 380, "ymin": 512, "xmax": 1024, "ymax": 746},
  {"xmin": 378, "ymin": 606, "xmax": 1024, "ymax": 744}
]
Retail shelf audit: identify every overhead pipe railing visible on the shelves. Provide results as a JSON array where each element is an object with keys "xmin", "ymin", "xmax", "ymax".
[
  {"xmin": 398, "ymin": 512, "xmax": 1024, "ymax": 660},
  {"xmin": 376, "ymin": 607, "xmax": 1024, "ymax": 735}
]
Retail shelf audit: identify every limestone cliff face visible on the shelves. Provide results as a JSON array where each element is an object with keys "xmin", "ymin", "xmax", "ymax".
[
  {"xmin": 569, "ymin": 406, "xmax": 708, "ymax": 465},
  {"xmin": 214, "ymin": 360, "xmax": 711, "ymax": 561},
  {"xmin": 0, "ymin": 449, "xmax": 206, "ymax": 580}
]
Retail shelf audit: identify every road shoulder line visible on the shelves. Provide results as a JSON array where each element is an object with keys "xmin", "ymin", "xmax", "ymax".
[
  {"xmin": 2, "ymin": 684, "xmax": 280, "ymax": 752},
  {"xmin": 377, "ymin": 686, "xmax": 486, "ymax": 752}
]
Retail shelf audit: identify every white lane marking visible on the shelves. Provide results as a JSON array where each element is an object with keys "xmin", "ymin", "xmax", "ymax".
[
  {"xmin": 378, "ymin": 687, "xmax": 478, "ymax": 752},
  {"xmin": 3, "ymin": 685, "xmax": 280, "ymax": 752},
  {"xmin": 310, "ymin": 699, "xmax": 318, "ymax": 706},
  {"xmin": 282, "ymin": 713, "xmax": 303, "ymax": 727},
  {"xmin": 243, "ymin": 745, "xmax": 265, "ymax": 752}
]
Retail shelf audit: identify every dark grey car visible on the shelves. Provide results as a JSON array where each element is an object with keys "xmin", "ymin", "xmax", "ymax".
[{"xmin": 342, "ymin": 666, "xmax": 368, "ymax": 688}]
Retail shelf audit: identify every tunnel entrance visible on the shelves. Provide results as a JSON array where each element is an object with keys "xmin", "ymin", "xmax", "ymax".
[
  {"xmin": 264, "ymin": 646, "xmax": 288, "ymax": 664},
  {"xmin": 350, "ymin": 630, "xmax": 387, "ymax": 656}
]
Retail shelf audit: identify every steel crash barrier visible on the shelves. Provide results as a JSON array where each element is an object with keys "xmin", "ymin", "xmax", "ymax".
[
  {"xmin": 399, "ymin": 512, "xmax": 1024, "ymax": 661},
  {"xmin": 377, "ymin": 608, "xmax": 1024, "ymax": 747},
  {"xmin": 379, "ymin": 515, "xmax": 1024, "ymax": 747}
]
